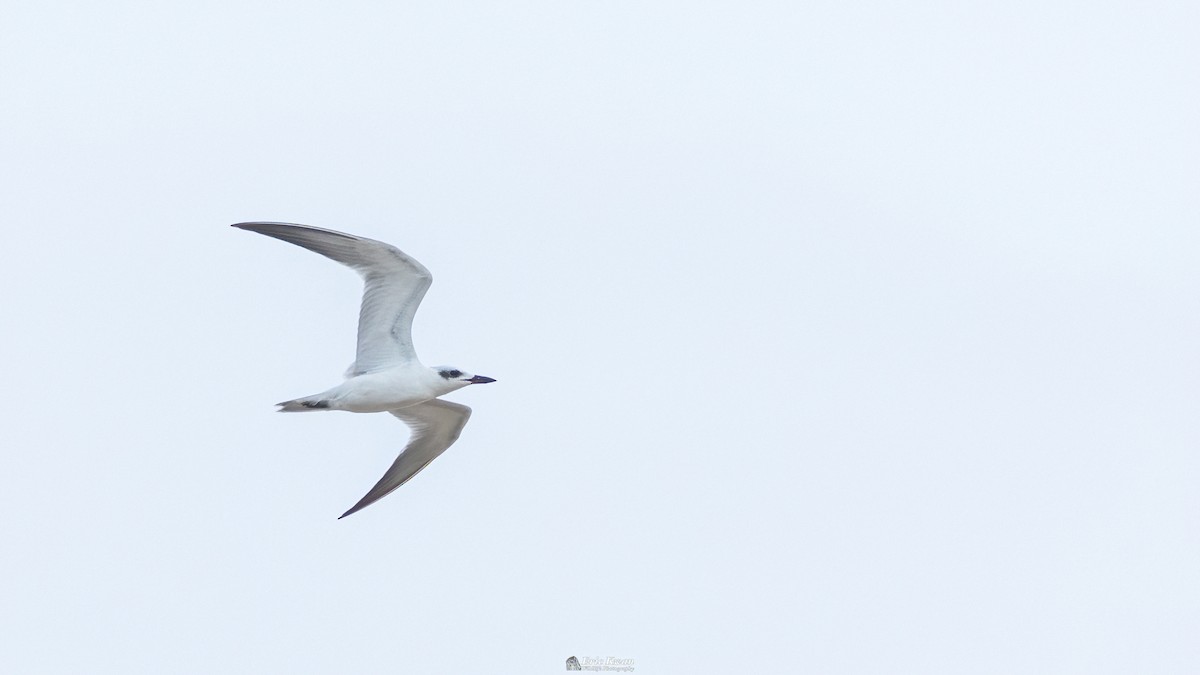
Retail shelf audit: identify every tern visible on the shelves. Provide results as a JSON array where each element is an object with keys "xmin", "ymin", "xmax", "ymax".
[{"xmin": 233, "ymin": 222, "xmax": 496, "ymax": 519}]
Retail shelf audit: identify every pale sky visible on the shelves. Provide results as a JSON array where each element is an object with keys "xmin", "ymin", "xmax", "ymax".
[{"xmin": 1, "ymin": 1, "xmax": 1197, "ymax": 673}]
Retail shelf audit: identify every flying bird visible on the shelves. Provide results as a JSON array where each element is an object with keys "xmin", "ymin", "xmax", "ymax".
[{"xmin": 233, "ymin": 222, "xmax": 495, "ymax": 518}]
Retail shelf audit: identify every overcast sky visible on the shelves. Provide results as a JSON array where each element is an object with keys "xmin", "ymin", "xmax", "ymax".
[{"xmin": 1, "ymin": 1, "xmax": 1197, "ymax": 673}]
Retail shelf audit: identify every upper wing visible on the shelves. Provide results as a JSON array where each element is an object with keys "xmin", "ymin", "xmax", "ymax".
[
  {"xmin": 337, "ymin": 399, "xmax": 473, "ymax": 519},
  {"xmin": 233, "ymin": 222, "xmax": 432, "ymax": 374}
]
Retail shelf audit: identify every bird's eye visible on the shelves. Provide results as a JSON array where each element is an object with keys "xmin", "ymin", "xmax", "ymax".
[{"xmin": 439, "ymin": 369, "xmax": 463, "ymax": 379}]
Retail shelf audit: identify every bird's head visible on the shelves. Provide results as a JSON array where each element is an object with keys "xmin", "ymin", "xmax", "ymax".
[{"xmin": 434, "ymin": 366, "xmax": 496, "ymax": 390}]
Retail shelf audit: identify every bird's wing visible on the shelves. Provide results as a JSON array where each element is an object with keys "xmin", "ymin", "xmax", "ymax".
[
  {"xmin": 233, "ymin": 222, "xmax": 432, "ymax": 374},
  {"xmin": 338, "ymin": 399, "xmax": 473, "ymax": 519}
]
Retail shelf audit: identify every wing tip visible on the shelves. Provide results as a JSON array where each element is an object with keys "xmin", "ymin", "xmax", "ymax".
[
  {"xmin": 230, "ymin": 221, "xmax": 293, "ymax": 233},
  {"xmin": 230, "ymin": 221, "xmax": 361, "ymax": 240}
]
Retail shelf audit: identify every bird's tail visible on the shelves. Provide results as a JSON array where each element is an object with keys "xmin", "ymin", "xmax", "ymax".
[{"xmin": 276, "ymin": 396, "xmax": 331, "ymax": 412}]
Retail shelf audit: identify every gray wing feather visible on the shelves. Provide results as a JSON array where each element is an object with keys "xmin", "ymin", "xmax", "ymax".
[
  {"xmin": 337, "ymin": 399, "xmax": 473, "ymax": 519},
  {"xmin": 233, "ymin": 222, "xmax": 432, "ymax": 373}
]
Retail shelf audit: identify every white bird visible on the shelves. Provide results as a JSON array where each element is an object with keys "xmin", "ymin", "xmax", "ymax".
[{"xmin": 233, "ymin": 222, "xmax": 496, "ymax": 519}]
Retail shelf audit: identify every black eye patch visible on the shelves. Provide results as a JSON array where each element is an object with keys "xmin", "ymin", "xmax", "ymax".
[{"xmin": 439, "ymin": 369, "xmax": 463, "ymax": 379}]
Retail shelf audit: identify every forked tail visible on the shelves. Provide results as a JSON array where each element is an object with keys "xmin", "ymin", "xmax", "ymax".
[{"xmin": 276, "ymin": 396, "xmax": 331, "ymax": 412}]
